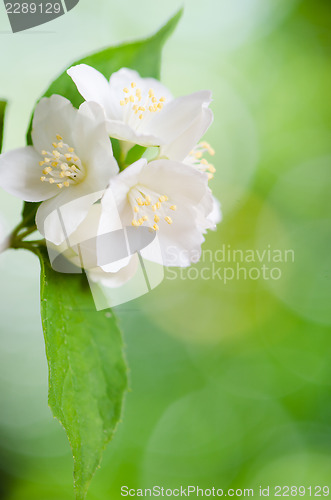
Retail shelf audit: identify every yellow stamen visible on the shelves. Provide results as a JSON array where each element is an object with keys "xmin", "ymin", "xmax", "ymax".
[
  {"xmin": 170, "ymin": 205, "xmax": 177, "ymax": 211},
  {"xmin": 154, "ymin": 215, "xmax": 160, "ymax": 223},
  {"xmin": 123, "ymin": 87, "xmax": 129, "ymax": 93},
  {"xmin": 153, "ymin": 223, "xmax": 159, "ymax": 231},
  {"xmin": 165, "ymin": 216, "xmax": 173, "ymax": 225}
]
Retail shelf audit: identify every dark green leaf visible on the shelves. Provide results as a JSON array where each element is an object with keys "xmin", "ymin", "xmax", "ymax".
[
  {"xmin": 0, "ymin": 100, "xmax": 7, "ymax": 154},
  {"xmin": 124, "ymin": 145, "xmax": 147, "ymax": 168},
  {"xmin": 41, "ymin": 7, "xmax": 182, "ymax": 104},
  {"xmin": 38, "ymin": 248, "xmax": 127, "ymax": 500}
]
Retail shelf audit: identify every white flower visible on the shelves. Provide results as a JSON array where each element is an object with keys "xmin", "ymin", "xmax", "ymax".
[
  {"xmin": 67, "ymin": 65, "xmax": 213, "ymax": 150},
  {"xmin": 100, "ymin": 157, "xmax": 214, "ymax": 267},
  {"xmin": 0, "ymin": 95, "xmax": 118, "ymax": 245}
]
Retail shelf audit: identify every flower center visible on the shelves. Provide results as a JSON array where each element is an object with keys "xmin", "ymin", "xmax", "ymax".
[
  {"xmin": 128, "ymin": 185, "xmax": 177, "ymax": 232},
  {"xmin": 39, "ymin": 134, "xmax": 85, "ymax": 189},
  {"xmin": 188, "ymin": 141, "xmax": 216, "ymax": 180},
  {"xmin": 120, "ymin": 82, "xmax": 166, "ymax": 128}
]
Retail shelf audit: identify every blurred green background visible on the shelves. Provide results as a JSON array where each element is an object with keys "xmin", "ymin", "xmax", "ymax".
[{"xmin": 0, "ymin": 0, "xmax": 330, "ymax": 498}]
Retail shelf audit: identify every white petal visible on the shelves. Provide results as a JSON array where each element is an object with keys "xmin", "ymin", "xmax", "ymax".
[
  {"xmin": 0, "ymin": 146, "xmax": 57, "ymax": 202},
  {"xmin": 32, "ymin": 95, "xmax": 78, "ymax": 155},
  {"xmin": 67, "ymin": 64, "xmax": 117, "ymax": 118},
  {"xmin": 196, "ymin": 191, "xmax": 222, "ymax": 233},
  {"xmin": 144, "ymin": 90, "xmax": 212, "ymax": 144},
  {"xmin": 36, "ymin": 185, "xmax": 104, "ymax": 245},
  {"xmin": 73, "ymin": 101, "xmax": 119, "ymax": 188},
  {"xmin": 109, "ymin": 67, "xmax": 173, "ymax": 103},
  {"xmin": 106, "ymin": 119, "xmax": 165, "ymax": 146},
  {"xmin": 208, "ymin": 196, "xmax": 222, "ymax": 228},
  {"xmin": 142, "ymin": 203, "xmax": 206, "ymax": 267},
  {"xmin": 160, "ymin": 107, "xmax": 213, "ymax": 161},
  {"xmin": 88, "ymin": 254, "xmax": 139, "ymax": 288},
  {"xmin": 139, "ymin": 159, "xmax": 209, "ymax": 207},
  {"xmin": 102, "ymin": 158, "xmax": 147, "ymax": 224}
]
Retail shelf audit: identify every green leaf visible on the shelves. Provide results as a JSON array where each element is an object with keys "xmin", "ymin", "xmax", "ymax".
[
  {"xmin": 23, "ymin": 8, "xmax": 183, "ymax": 229},
  {"xmin": 124, "ymin": 144, "xmax": 147, "ymax": 168},
  {"xmin": 35, "ymin": 7, "xmax": 182, "ymax": 109},
  {"xmin": 0, "ymin": 100, "xmax": 7, "ymax": 154},
  {"xmin": 38, "ymin": 248, "xmax": 127, "ymax": 500}
]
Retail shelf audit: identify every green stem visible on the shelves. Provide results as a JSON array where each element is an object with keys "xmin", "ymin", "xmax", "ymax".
[
  {"xmin": 8, "ymin": 218, "xmax": 41, "ymax": 255},
  {"xmin": 11, "ymin": 241, "xmax": 42, "ymax": 256},
  {"xmin": 17, "ymin": 226, "xmax": 37, "ymax": 240}
]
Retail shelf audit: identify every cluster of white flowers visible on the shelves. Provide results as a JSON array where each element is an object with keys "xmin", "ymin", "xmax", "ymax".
[{"xmin": 0, "ymin": 66, "xmax": 221, "ymax": 287}]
